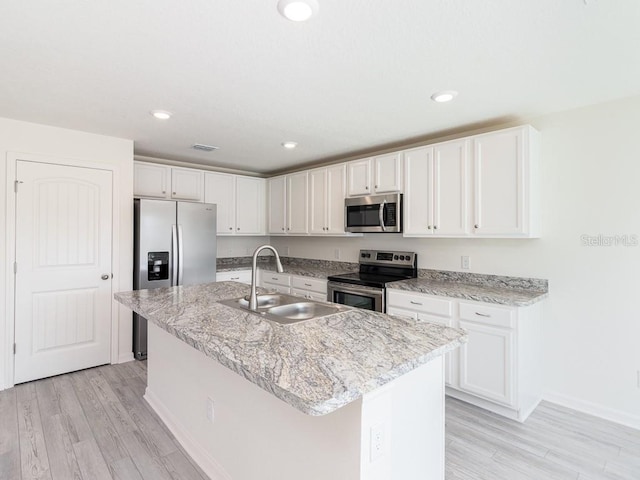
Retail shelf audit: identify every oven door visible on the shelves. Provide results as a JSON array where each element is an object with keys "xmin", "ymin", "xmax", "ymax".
[{"xmin": 327, "ymin": 282, "xmax": 385, "ymax": 312}]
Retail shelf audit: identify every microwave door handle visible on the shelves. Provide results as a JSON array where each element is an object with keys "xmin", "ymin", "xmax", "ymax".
[{"xmin": 379, "ymin": 201, "xmax": 386, "ymax": 232}]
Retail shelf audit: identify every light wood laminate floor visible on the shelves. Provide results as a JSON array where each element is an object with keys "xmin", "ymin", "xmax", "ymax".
[{"xmin": 1, "ymin": 361, "xmax": 639, "ymax": 479}]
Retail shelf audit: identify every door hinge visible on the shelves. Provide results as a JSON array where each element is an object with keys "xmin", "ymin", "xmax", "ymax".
[
  {"xmin": 13, "ymin": 343, "xmax": 16, "ymax": 355},
  {"xmin": 13, "ymin": 262, "xmax": 17, "ymax": 274},
  {"xmin": 14, "ymin": 180, "xmax": 23, "ymax": 193}
]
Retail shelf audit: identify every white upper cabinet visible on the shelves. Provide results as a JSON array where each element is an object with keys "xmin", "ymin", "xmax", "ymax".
[
  {"xmin": 287, "ymin": 171, "xmax": 308, "ymax": 234},
  {"xmin": 309, "ymin": 164, "xmax": 347, "ymax": 235},
  {"xmin": 346, "ymin": 158, "xmax": 371, "ymax": 196},
  {"xmin": 134, "ymin": 163, "xmax": 204, "ymax": 202},
  {"xmin": 171, "ymin": 167, "xmax": 204, "ymax": 201},
  {"xmin": 404, "ymin": 140, "xmax": 469, "ymax": 236},
  {"xmin": 205, "ymin": 172, "xmax": 266, "ymax": 236},
  {"xmin": 347, "ymin": 153, "xmax": 403, "ymax": 196},
  {"xmin": 268, "ymin": 176, "xmax": 287, "ymax": 234},
  {"xmin": 268, "ymin": 172, "xmax": 308, "ymax": 235},
  {"xmin": 471, "ymin": 125, "xmax": 539, "ymax": 237},
  {"xmin": 235, "ymin": 176, "xmax": 266, "ymax": 235},
  {"xmin": 134, "ymin": 163, "xmax": 171, "ymax": 199},
  {"xmin": 373, "ymin": 152, "xmax": 403, "ymax": 193}
]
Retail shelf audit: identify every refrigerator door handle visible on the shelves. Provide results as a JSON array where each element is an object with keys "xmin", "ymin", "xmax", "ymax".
[
  {"xmin": 177, "ymin": 224, "xmax": 184, "ymax": 285},
  {"xmin": 171, "ymin": 224, "xmax": 178, "ymax": 286}
]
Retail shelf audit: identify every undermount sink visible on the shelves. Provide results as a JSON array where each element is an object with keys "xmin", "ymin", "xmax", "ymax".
[{"xmin": 220, "ymin": 293, "xmax": 348, "ymax": 325}]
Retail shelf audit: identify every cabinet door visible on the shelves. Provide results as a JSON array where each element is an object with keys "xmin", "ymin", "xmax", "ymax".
[
  {"xmin": 308, "ymin": 168, "xmax": 327, "ymax": 235},
  {"xmin": 374, "ymin": 152, "xmax": 403, "ymax": 193},
  {"xmin": 404, "ymin": 147, "xmax": 434, "ymax": 235},
  {"xmin": 171, "ymin": 168, "xmax": 203, "ymax": 201},
  {"xmin": 326, "ymin": 164, "xmax": 347, "ymax": 234},
  {"xmin": 433, "ymin": 140, "xmax": 468, "ymax": 236},
  {"xmin": 347, "ymin": 159, "xmax": 371, "ymax": 196},
  {"xmin": 458, "ymin": 320, "xmax": 514, "ymax": 406},
  {"xmin": 268, "ymin": 176, "xmax": 286, "ymax": 234},
  {"xmin": 134, "ymin": 163, "xmax": 170, "ymax": 198},
  {"xmin": 472, "ymin": 127, "xmax": 525, "ymax": 235},
  {"xmin": 204, "ymin": 172, "xmax": 236, "ymax": 235},
  {"xmin": 236, "ymin": 176, "xmax": 265, "ymax": 235},
  {"xmin": 286, "ymin": 171, "xmax": 308, "ymax": 234}
]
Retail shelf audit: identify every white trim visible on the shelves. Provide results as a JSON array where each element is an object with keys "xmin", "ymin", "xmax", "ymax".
[
  {"xmin": 544, "ymin": 390, "xmax": 640, "ymax": 431},
  {"xmin": 117, "ymin": 352, "xmax": 134, "ymax": 364},
  {"xmin": 144, "ymin": 387, "xmax": 231, "ymax": 480},
  {"xmin": 3, "ymin": 151, "xmax": 122, "ymax": 389}
]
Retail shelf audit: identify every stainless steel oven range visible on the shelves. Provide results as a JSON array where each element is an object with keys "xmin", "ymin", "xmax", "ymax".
[{"xmin": 327, "ymin": 249, "xmax": 417, "ymax": 313}]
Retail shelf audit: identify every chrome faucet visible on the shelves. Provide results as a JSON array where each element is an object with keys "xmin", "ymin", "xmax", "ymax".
[{"xmin": 248, "ymin": 245, "xmax": 284, "ymax": 310}]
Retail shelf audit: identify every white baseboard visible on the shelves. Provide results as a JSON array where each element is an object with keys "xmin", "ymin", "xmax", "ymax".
[
  {"xmin": 117, "ymin": 352, "xmax": 134, "ymax": 364},
  {"xmin": 144, "ymin": 387, "xmax": 232, "ymax": 480},
  {"xmin": 543, "ymin": 391, "xmax": 640, "ymax": 431}
]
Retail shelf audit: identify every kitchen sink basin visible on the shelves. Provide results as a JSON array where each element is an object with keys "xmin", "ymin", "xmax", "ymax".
[{"xmin": 220, "ymin": 294, "xmax": 348, "ymax": 325}]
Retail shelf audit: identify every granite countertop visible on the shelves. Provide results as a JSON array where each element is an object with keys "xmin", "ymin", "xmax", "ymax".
[
  {"xmin": 115, "ymin": 282, "xmax": 466, "ymax": 416},
  {"xmin": 217, "ymin": 256, "xmax": 358, "ymax": 279}
]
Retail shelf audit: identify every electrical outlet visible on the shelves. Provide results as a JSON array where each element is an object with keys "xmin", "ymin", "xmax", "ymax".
[
  {"xmin": 461, "ymin": 256, "xmax": 470, "ymax": 270},
  {"xmin": 206, "ymin": 397, "xmax": 215, "ymax": 423},
  {"xmin": 334, "ymin": 249, "xmax": 341, "ymax": 260},
  {"xmin": 370, "ymin": 423, "xmax": 385, "ymax": 461}
]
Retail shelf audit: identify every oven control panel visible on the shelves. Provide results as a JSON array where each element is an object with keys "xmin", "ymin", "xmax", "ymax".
[{"xmin": 359, "ymin": 249, "xmax": 416, "ymax": 267}]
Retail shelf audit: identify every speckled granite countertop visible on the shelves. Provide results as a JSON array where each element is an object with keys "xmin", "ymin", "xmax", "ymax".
[
  {"xmin": 115, "ymin": 282, "xmax": 466, "ymax": 416},
  {"xmin": 217, "ymin": 256, "xmax": 358, "ymax": 278},
  {"xmin": 389, "ymin": 270, "xmax": 548, "ymax": 307}
]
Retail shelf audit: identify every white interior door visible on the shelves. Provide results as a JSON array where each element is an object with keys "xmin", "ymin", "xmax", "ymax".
[{"xmin": 14, "ymin": 160, "xmax": 113, "ymax": 384}]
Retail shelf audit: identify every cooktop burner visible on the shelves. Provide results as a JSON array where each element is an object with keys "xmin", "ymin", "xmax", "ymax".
[{"xmin": 327, "ymin": 249, "xmax": 418, "ymax": 288}]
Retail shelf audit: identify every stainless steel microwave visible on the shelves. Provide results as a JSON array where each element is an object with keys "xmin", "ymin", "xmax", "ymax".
[{"xmin": 345, "ymin": 193, "xmax": 402, "ymax": 233}]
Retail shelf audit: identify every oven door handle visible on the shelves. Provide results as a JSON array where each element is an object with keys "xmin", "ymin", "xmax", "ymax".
[
  {"xmin": 328, "ymin": 283, "xmax": 384, "ymax": 297},
  {"xmin": 379, "ymin": 201, "xmax": 386, "ymax": 232}
]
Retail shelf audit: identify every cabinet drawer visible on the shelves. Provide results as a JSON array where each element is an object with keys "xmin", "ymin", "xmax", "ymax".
[
  {"xmin": 291, "ymin": 276, "xmax": 327, "ymax": 294},
  {"xmin": 459, "ymin": 302, "xmax": 515, "ymax": 329},
  {"xmin": 291, "ymin": 288, "xmax": 328, "ymax": 302},
  {"xmin": 216, "ymin": 270, "xmax": 251, "ymax": 284},
  {"xmin": 387, "ymin": 290, "xmax": 453, "ymax": 318},
  {"xmin": 262, "ymin": 273, "xmax": 291, "ymax": 286}
]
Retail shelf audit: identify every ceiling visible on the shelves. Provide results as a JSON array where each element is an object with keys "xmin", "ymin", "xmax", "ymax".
[{"xmin": 1, "ymin": 1, "xmax": 639, "ymax": 174}]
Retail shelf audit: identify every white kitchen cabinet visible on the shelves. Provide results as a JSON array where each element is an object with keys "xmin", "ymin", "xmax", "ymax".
[
  {"xmin": 216, "ymin": 270, "xmax": 252, "ymax": 285},
  {"xmin": 134, "ymin": 162, "xmax": 204, "ymax": 202},
  {"xmin": 309, "ymin": 164, "xmax": 347, "ymax": 235},
  {"xmin": 268, "ymin": 176, "xmax": 287, "ymax": 234},
  {"xmin": 204, "ymin": 173, "xmax": 266, "ymax": 235},
  {"xmin": 268, "ymin": 173, "xmax": 308, "ymax": 235},
  {"xmin": 386, "ymin": 288, "xmax": 543, "ymax": 422},
  {"xmin": 404, "ymin": 140, "xmax": 469, "ymax": 237},
  {"xmin": 171, "ymin": 167, "xmax": 204, "ymax": 201},
  {"xmin": 134, "ymin": 163, "xmax": 171, "ymax": 199},
  {"xmin": 287, "ymin": 172, "xmax": 308, "ymax": 234},
  {"xmin": 347, "ymin": 153, "xmax": 403, "ymax": 196},
  {"xmin": 259, "ymin": 271, "xmax": 291, "ymax": 294},
  {"xmin": 291, "ymin": 275, "xmax": 328, "ymax": 302},
  {"xmin": 471, "ymin": 125, "xmax": 539, "ymax": 237},
  {"xmin": 386, "ymin": 290, "xmax": 456, "ymax": 386}
]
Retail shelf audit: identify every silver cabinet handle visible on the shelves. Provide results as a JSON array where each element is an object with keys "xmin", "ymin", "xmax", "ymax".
[
  {"xmin": 177, "ymin": 225, "xmax": 184, "ymax": 285},
  {"xmin": 365, "ymin": 185, "xmax": 369, "ymax": 190},
  {"xmin": 101, "ymin": 274, "xmax": 110, "ymax": 280},
  {"xmin": 475, "ymin": 312, "xmax": 491, "ymax": 317},
  {"xmin": 427, "ymin": 225, "xmax": 432, "ymax": 229},
  {"xmin": 410, "ymin": 301, "xmax": 423, "ymax": 306},
  {"xmin": 304, "ymin": 283, "xmax": 312, "ymax": 287},
  {"xmin": 434, "ymin": 225, "xmax": 438, "ymax": 230},
  {"xmin": 231, "ymin": 276, "xmax": 239, "ymax": 280},
  {"xmin": 272, "ymin": 277, "xmax": 279, "ymax": 281},
  {"xmin": 474, "ymin": 224, "xmax": 479, "ymax": 229}
]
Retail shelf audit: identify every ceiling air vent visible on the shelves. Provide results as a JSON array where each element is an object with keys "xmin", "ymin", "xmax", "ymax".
[{"xmin": 191, "ymin": 143, "xmax": 219, "ymax": 152}]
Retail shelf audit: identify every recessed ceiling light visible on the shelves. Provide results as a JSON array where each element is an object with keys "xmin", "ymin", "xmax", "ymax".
[
  {"xmin": 151, "ymin": 110, "xmax": 172, "ymax": 120},
  {"xmin": 277, "ymin": 0, "xmax": 319, "ymax": 22},
  {"xmin": 282, "ymin": 141, "xmax": 298, "ymax": 149},
  {"xmin": 430, "ymin": 91, "xmax": 458, "ymax": 103}
]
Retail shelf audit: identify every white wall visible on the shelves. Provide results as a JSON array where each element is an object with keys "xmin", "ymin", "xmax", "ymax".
[
  {"xmin": 217, "ymin": 236, "xmax": 269, "ymax": 258},
  {"xmin": 272, "ymin": 95, "xmax": 640, "ymax": 427},
  {"xmin": 0, "ymin": 117, "xmax": 134, "ymax": 389}
]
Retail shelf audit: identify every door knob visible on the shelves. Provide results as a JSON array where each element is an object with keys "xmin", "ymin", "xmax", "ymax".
[{"xmin": 101, "ymin": 274, "xmax": 110, "ymax": 280}]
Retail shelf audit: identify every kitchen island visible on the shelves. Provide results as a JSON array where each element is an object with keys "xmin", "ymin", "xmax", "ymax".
[{"xmin": 115, "ymin": 281, "xmax": 466, "ymax": 480}]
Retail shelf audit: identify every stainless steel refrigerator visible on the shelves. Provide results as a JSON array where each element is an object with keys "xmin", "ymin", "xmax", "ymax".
[{"xmin": 133, "ymin": 198, "xmax": 217, "ymax": 359}]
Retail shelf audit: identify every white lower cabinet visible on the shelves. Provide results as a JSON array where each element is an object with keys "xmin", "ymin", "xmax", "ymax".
[
  {"xmin": 291, "ymin": 276, "xmax": 328, "ymax": 302},
  {"xmin": 258, "ymin": 271, "xmax": 291, "ymax": 294},
  {"xmin": 216, "ymin": 270, "xmax": 252, "ymax": 285},
  {"xmin": 386, "ymin": 288, "xmax": 542, "ymax": 422}
]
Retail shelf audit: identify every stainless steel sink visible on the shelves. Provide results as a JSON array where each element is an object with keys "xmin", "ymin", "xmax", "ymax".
[{"xmin": 220, "ymin": 294, "xmax": 348, "ymax": 325}]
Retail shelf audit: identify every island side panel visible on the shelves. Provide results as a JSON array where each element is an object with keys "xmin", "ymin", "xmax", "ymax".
[{"xmin": 144, "ymin": 322, "xmax": 363, "ymax": 480}]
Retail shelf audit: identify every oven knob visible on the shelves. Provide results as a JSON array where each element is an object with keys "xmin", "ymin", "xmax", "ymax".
[
  {"xmin": 366, "ymin": 253, "xmax": 371, "ymax": 258},
  {"xmin": 361, "ymin": 253, "xmax": 366, "ymax": 258},
  {"xmin": 394, "ymin": 255, "xmax": 398, "ymax": 260},
  {"xmin": 400, "ymin": 255, "xmax": 405, "ymax": 260}
]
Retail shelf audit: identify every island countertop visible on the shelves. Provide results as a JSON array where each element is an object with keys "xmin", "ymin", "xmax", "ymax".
[{"xmin": 115, "ymin": 282, "xmax": 466, "ymax": 416}]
